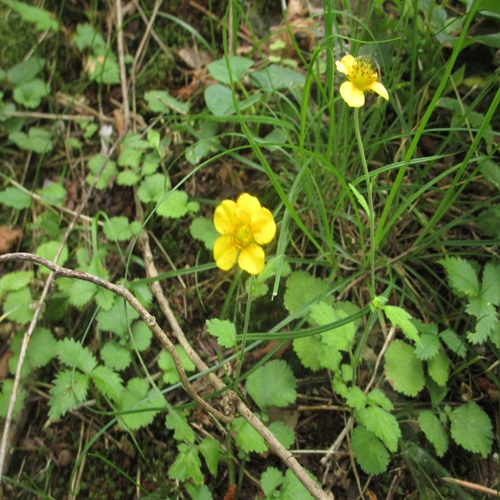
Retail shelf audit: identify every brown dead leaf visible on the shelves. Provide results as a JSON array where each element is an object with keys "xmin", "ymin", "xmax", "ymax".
[
  {"xmin": 0, "ymin": 227, "xmax": 22, "ymax": 254},
  {"xmin": 0, "ymin": 348, "xmax": 12, "ymax": 380}
]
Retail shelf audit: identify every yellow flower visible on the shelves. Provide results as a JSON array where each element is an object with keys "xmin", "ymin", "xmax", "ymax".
[
  {"xmin": 213, "ymin": 193, "xmax": 276, "ymax": 275},
  {"xmin": 335, "ymin": 54, "xmax": 389, "ymax": 108}
]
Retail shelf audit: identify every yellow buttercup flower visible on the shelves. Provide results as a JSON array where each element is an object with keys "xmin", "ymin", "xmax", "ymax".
[
  {"xmin": 335, "ymin": 54, "xmax": 389, "ymax": 108},
  {"xmin": 213, "ymin": 193, "xmax": 276, "ymax": 275}
]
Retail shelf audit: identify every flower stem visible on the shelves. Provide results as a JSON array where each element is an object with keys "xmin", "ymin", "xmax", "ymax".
[
  {"xmin": 234, "ymin": 275, "xmax": 255, "ymax": 387},
  {"xmin": 354, "ymin": 108, "xmax": 376, "ymax": 297}
]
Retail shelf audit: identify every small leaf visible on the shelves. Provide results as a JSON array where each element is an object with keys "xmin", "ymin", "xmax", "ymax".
[
  {"xmin": 206, "ymin": 318, "xmax": 237, "ymax": 348},
  {"xmin": 427, "ymin": 351, "xmax": 450, "ymax": 386},
  {"xmin": 35, "ymin": 240, "xmax": 69, "ymax": 273},
  {"xmin": 415, "ymin": 329, "xmax": 441, "ymax": 360},
  {"xmin": 366, "ymin": 389, "xmax": 394, "ymax": 411},
  {"xmin": 7, "ymin": 56, "xmax": 46, "ymax": 84},
  {"xmin": 0, "ymin": 379, "xmax": 26, "ymax": 419},
  {"xmin": 100, "ymin": 342, "xmax": 132, "ymax": 371},
  {"xmin": 250, "ymin": 64, "xmax": 305, "ymax": 90},
  {"xmin": 349, "ymin": 183, "xmax": 370, "ymax": 214},
  {"xmin": 204, "ymin": 85, "xmax": 236, "ymax": 116},
  {"xmin": 385, "ymin": 340, "xmax": 425, "ymax": 397},
  {"xmin": 246, "ymin": 359, "xmax": 296, "ymax": 410},
  {"xmin": 281, "ymin": 469, "xmax": 316, "ymax": 499},
  {"xmin": 481, "ymin": 262, "xmax": 500, "ymax": 306},
  {"xmin": 116, "ymin": 169, "xmax": 140, "ymax": 186},
  {"xmin": 439, "ymin": 328, "xmax": 467, "ymax": 358},
  {"xmin": 268, "ymin": 421, "xmax": 295, "ymax": 449},
  {"xmin": 86, "ymin": 153, "xmax": 117, "ymax": 189},
  {"xmin": 345, "ymin": 386, "xmax": 367, "ymax": 411},
  {"xmin": 383, "ymin": 306, "xmax": 421, "ymax": 344},
  {"xmin": 260, "ymin": 467, "xmax": 283, "ymax": 497},
  {"xmin": 465, "ymin": 297, "xmax": 496, "ymax": 344},
  {"xmin": 48, "ymin": 370, "xmax": 89, "ymax": 419},
  {"xmin": 168, "ymin": 443, "xmax": 203, "ymax": 484},
  {"xmin": 0, "ymin": 271, "xmax": 33, "ymax": 296},
  {"xmin": 199, "ymin": 437, "xmax": 220, "ymax": 477},
  {"xmin": 158, "ymin": 345, "xmax": 196, "ymax": 384},
  {"xmin": 440, "ymin": 257, "xmax": 480, "ymax": 298},
  {"xmin": 356, "ymin": 406, "xmax": 401, "ymax": 453},
  {"xmin": 130, "ymin": 321, "xmax": 152, "ymax": 351},
  {"xmin": 190, "ymin": 216, "xmax": 219, "ymax": 250},
  {"xmin": 0, "ymin": 187, "xmax": 32, "ymax": 209},
  {"xmin": 166, "ymin": 409, "xmax": 195, "ymax": 443},
  {"xmin": 103, "ymin": 216, "xmax": 134, "ymax": 241},
  {"xmin": 449, "ymin": 402, "xmax": 493, "ymax": 458},
  {"xmin": 418, "ymin": 410, "xmax": 448, "ymax": 457},
  {"xmin": 156, "ymin": 190, "xmax": 189, "ymax": 219},
  {"xmin": 91, "ymin": 365, "xmax": 124, "ymax": 401},
  {"xmin": 231, "ymin": 416, "xmax": 267, "ymax": 453},
  {"xmin": 144, "ymin": 90, "xmax": 189, "ymax": 114},
  {"xmin": 13, "ymin": 79, "xmax": 49, "ymax": 108},
  {"xmin": 26, "ymin": 327, "xmax": 57, "ymax": 369},
  {"xmin": 137, "ymin": 173, "xmax": 170, "ymax": 203},
  {"xmin": 57, "ymin": 338, "xmax": 97, "ymax": 374},
  {"xmin": 284, "ymin": 271, "xmax": 329, "ymax": 317},
  {"xmin": 207, "ymin": 56, "xmax": 254, "ymax": 84},
  {"xmin": 352, "ymin": 425, "xmax": 390, "ymax": 475},
  {"xmin": 3, "ymin": 288, "xmax": 34, "ymax": 324},
  {"xmin": 5, "ymin": 0, "xmax": 59, "ymax": 32}
]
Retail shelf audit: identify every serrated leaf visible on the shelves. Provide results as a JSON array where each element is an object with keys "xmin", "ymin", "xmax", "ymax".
[
  {"xmin": 0, "ymin": 271, "xmax": 33, "ymax": 296},
  {"xmin": 0, "ymin": 187, "xmax": 32, "ymax": 209},
  {"xmin": 352, "ymin": 425, "xmax": 390, "ymax": 475},
  {"xmin": 206, "ymin": 318, "xmax": 237, "ymax": 348},
  {"xmin": 293, "ymin": 335, "xmax": 327, "ymax": 371},
  {"xmin": 27, "ymin": 327, "xmax": 57, "ymax": 369},
  {"xmin": 128, "ymin": 280, "xmax": 153, "ymax": 307},
  {"xmin": 199, "ymin": 437, "xmax": 220, "ymax": 477},
  {"xmin": 185, "ymin": 484, "xmax": 212, "ymax": 500},
  {"xmin": 427, "ymin": 351, "xmax": 450, "ymax": 386},
  {"xmin": 465, "ymin": 297, "xmax": 497, "ymax": 344},
  {"xmin": 168, "ymin": 443, "xmax": 203, "ymax": 484},
  {"xmin": 190, "ymin": 216, "xmax": 219, "ymax": 251},
  {"xmin": 345, "ymin": 386, "xmax": 367, "ymax": 411},
  {"xmin": 440, "ymin": 257, "xmax": 480, "ymax": 298},
  {"xmin": 385, "ymin": 340, "xmax": 425, "ymax": 396},
  {"xmin": 268, "ymin": 421, "xmax": 295, "ymax": 449},
  {"xmin": 94, "ymin": 287, "xmax": 115, "ymax": 311},
  {"xmin": 96, "ymin": 299, "xmax": 140, "ymax": 336},
  {"xmin": 449, "ymin": 402, "xmax": 493, "ymax": 458},
  {"xmin": 418, "ymin": 410, "xmax": 448, "ymax": 457},
  {"xmin": 261, "ymin": 467, "xmax": 283, "ymax": 497},
  {"xmin": 67, "ymin": 279, "xmax": 100, "ymax": 307},
  {"xmin": 57, "ymin": 338, "xmax": 97, "ymax": 374},
  {"xmin": 366, "ymin": 389, "xmax": 394, "ymax": 411},
  {"xmin": 478, "ymin": 205, "xmax": 500, "ymax": 238},
  {"xmin": 158, "ymin": 345, "xmax": 196, "ymax": 384},
  {"xmin": 231, "ymin": 416, "xmax": 267, "ymax": 453},
  {"xmin": 383, "ymin": 306, "xmax": 421, "ymax": 344},
  {"xmin": 281, "ymin": 468, "xmax": 315, "ymax": 499},
  {"xmin": 356, "ymin": 406, "xmax": 401, "ymax": 452},
  {"xmin": 137, "ymin": 173, "xmax": 170, "ymax": 203},
  {"xmin": 9, "ymin": 127, "xmax": 53, "ymax": 154},
  {"xmin": 117, "ymin": 378, "xmax": 165, "ymax": 430},
  {"xmin": 86, "ymin": 153, "xmax": 117, "ymax": 190},
  {"xmin": 103, "ymin": 216, "xmax": 133, "ymax": 241},
  {"xmin": 37, "ymin": 182, "xmax": 66, "ymax": 205},
  {"xmin": 48, "ymin": 370, "xmax": 89, "ymax": 419},
  {"xmin": 3, "ymin": 288, "xmax": 34, "ymax": 324},
  {"xmin": 481, "ymin": 262, "xmax": 500, "ymax": 305},
  {"xmin": 156, "ymin": 190, "xmax": 189, "ymax": 219},
  {"xmin": 100, "ymin": 342, "xmax": 132, "ymax": 371},
  {"xmin": 73, "ymin": 23, "xmax": 106, "ymax": 52},
  {"xmin": 116, "ymin": 169, "xmax": 140, "ymax": 186},
  {"xmin": 130, "ymin": 321, "xmax": 152, "ymax": 351},
  {"xmin": 35, "ymin": 240, "xmax": 68, "ymax": 274},
  {"xmin": 91, "ymin": 365, "xmax": 124, "ymax": 401},
  {"xmin": 439, "ymin": 328, "xmax": 467, "ymax": 358},
  {"xmin": 246, "ymin": 360, "xmax": 296, "ymax": 410},
  {"xmin": 284, "ymin": 271, "xmax": 329, "ymax": 317},
  {"xmin": 166, "ymin": 409, "xmax": 195, "ymax": 443},
  {"xmin": 312, "ymin": 302, "xmax": 357, "ymax": 351},
  {"xmin": 414, "ymin": 330, "xmax": 441, "ymax": 360}
]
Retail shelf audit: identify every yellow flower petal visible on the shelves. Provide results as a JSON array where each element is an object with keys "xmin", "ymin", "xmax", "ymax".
[
  {"xmin": 251, "ymin": 207, "xmax": 276, "ymax": 245},
  {"xmin": 213, "ymin": 235, "xmax": 238, "ymax": 271},
  {"xmin": 335, "ymin": 55, "xmax": 355, "ymax": 75},
  {"xmin": 368, "ymin": 81, "xmax": 389, "ymax": 101},
  {"xmin": 238, "ymin": 244, "xmax": 265, "ymax": 275},
  {"xmin": 214, "ymin": 200, "xmax": 238, "ymax": 235},
  {"xmin": 339, "ymin": 81, "xmax": 365, "ymax": 108},
  {"xmin": 236, "ymin": 192, "xmax": 261, "ymax": 214}
]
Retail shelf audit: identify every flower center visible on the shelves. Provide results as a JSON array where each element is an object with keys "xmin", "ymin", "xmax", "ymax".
[
  {"xmin": 234, "ymin": 223, "xmax": 253, "ymax": 249},
  {"xmin": 348, "ymin": 58, "xmax": 378, "ymax": 91}
]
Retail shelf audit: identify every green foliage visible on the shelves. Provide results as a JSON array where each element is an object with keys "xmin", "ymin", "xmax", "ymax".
[
  {"xmin": 168, "ymin": 443, "xmax": 203, "ymax": 484},
  {"xmin": 86, "ymin": 153, "xmax": 117, "ymax": 189},
  {"xmin": 166, "ymin": 409, "xmax": 195, "ymax": 443},
  {"xmin": 4, "ymin": 0, "xmax": 59, "ymax": 32},
  {"xmin": 246, "ymin": 360, "xmax": 297, "ymax": 410},
  {"xmin": 384, "ymin": 340, "xmax": 425, "ymax": 396},
  {"xmin": 0, "ymin": 379, "xmax": 26, "ymax": 419},
  {"xmin": 382, "ymin": 305, "xmax": 421, "ymax": 345},
  {"xmin": 418, "ymin": 410, "xmax": 448, "ymax": 457},
  {"xmin": 3, "ymin": 287, "xmax": 35, "ymax": 324},
  {"xmin": 351, "ymin": 425, "xmax": 390, "ymax": 475},
  {"xmin": 158, "ymin": 345, "xmax": 196, "ymax": 384},
  {"xmin": 103, "ymin": 216, "xmax": 142, "ymax": 242},
  {"xmin": 260, "ymin": 467, "xmax": 315, "ymax": 499},
  {"xmin": 207, "ymin": 56, "xmax": 254, "ymax": 84},
  {"xmin": 144, "ymin": 90, "xmax": 189, "ymax": 114},
  {"xmin": 190, "ymin": 216, "xmax": 219, "ymax": 250},
  {"xmin": 9, "ymin": 127, "xmax": 53, "ymax": 153},
  {"xmin": 206, "ymin": 318, "xmax": 237, "ymax": 348},
  {"xmin": 0, "ymin": 187, "xmax": 31, "ymax": 209}
]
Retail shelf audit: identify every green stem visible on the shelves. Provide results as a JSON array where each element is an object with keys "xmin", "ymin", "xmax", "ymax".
[
  {"xmin": 234, "ymin": 275, "xmax": 255, "ymax": 387},
  {"xmin": 353, "ymin": 108, "xmax": 376, "ymax": 297}
]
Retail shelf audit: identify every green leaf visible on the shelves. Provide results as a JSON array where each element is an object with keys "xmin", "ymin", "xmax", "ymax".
[
  {"xmin": 57, "ymin": 338, "xmax": 97, "ymax": 374},
  {"xmin": 207, "ymin": 56, "xmax": 254, "ymax": 84},
  {"xmin": 440, "ymin": 257, "xmax": 480, "ymax": 298},
  {"xmin": 94, "ymin": 287, "xmax": 115, "ymax": 311},
  {"xmin": 86, "ymin": 153, "xmax": 117, "ymax": 189},
  {"xmin": 465, "ymin": 297, "xmax": 496, "ymax": 343},
  {"xmin": 0, "ymin": 271, "xmax": 33, "ymax": 296},
  {"xmin": 144, "ymin": 90, "xmax": 189, "ymax": 114},
  {"xmin": 137, "ymin": 173, "xmax": 170, "ymax": 203},
  {"xmin": 190, "ymin": 216, "xmax": 219, "ymax": 251},
  {"xmin": 116, "ymin": 169, "xmax": 140, "ymax": 186},
  {"xmin": 117, "ymin": 378, "xmax": 165, "ymax": 430},
  {"xmin": 351, "ymin": 425, "xmax": 390, "ymax": 475},
  {"xmin": 231, "ymin": 416, "xmax": 267, "ymax": 453},
  {"xmin": 356, "ymin": 406, "xmax": 401, "ymax": 452},
  {"xmin": 348, "ymin": 182, "xmax": 370, "ymax": 214},
  {"xmin": 312, "ymin": 302, "xmax": 357, "ymax": 351},
  {"xmin": 418, "ymin": 410, "xmax": 448, "ymax": 457},
  {"xmin": 0, "ymin": 187, "xmax": 32, "ymax": 209},
  {"xmin": 206, "ymin": 318, "xmax": 237, "ymax": 348},
  {"xmin": 9, "ymin": 127, "xmax": 53, "ymax": 154},
  {"xmin": 73, "ymin": 23, "xmax": 106, "ymax": 52},
  {"xmin": 280, "ymin": 468, "xmax": 315, "ymax": 499},
  {"xmin": 427, "ymin": 351, "xmax": 450, "ymax": 386},
  {"xmin": 345, "ymin": 386, "xmax": 367, "ymax": 411},
  {"xmin": 87, "ymin": 53, "xmax": 120, "ymax": 84},
  {"xmin": 246, "ymin": 360, "xmax": 297, "ymax": 410},
  {"xmin": 204, "ymin": 85, "xmax": 236, "ymax": 116},
  {"xmin": 91, "ymin": 365, "xmax": 124, "ymax": 401},
  {"xmin": 414, "ymin": 329, "xmax": 441, "ymax": 360},
  {"xmin": 261, "ymin": 467, "xmax": 283, "ymax": 497},
  {"xmin": 385, "ymin": 340, "xmax": 425, "ymax": 396},
  {"xmin": 284, "ymin": 271, "xmax": 329, "ymax": 317},
  {"xmin": 27, "ymin": 327, "xmax": 57, "ymax": 369},
  {"xmin": 168, "ymin": 443, "xmax": 203, "ymax": 484},
  {"xmin": 166, "ymin": 409, "xmax": 195, "ymax": 443},
  {"xmin": 5, "ymin": 0, "xmax": 59, "ymax": 32},
  {"xmin": 366, "ymin": 389, "xmax": 394, "ymax": 411},
  {"xmin": 103, "ymin": 216, "xmax": 134, "ymax": 241},
  {"xmin": 141, "ymin": 152, "xmax": 160, "ymax": 176},
  {"xmin": 293, "ymin": 335, "xmax": 339, "ymax": 371},
  {"xmin": 382, "ymin": 306, "xmax": 421, "ymax": 344},
  {"xmin": 439, "ymin": 328, "xmax": 467, "ymax": 358},
  {"xmin": 37, "ymin": 182, "xmax": 66, "ymax": 205},
  {"xmin": 268, "ymin": 421, "xmax": 295, "ymax": 449},
  {"xmin": 185, "ymin": 484, "xmax": 213, "ymax": 500},
  {"xmin": 100, "ymin": 342, "xmax": 132, "ymax": 371},
  {"xmin": 48, "ymin": 370, "xmax": 90, "ymax": 419},
  {"xmin": 3, "ymin": 288, "xmax": 34, "ymax": 324},
  {"xmin": 0, "ymin": 379, "xmax": 26, "ymax": 419},
  {"xmin": 157, "ymin": 190, "xmax": 189, "ymax": 219},
  {"xmin": 199, "ymin": 437, "xmax": 220, "ymax": 477},
  {"xmin": 477, "ymin": 205, "xmax": 500, "ymax": 239},
  {"xmin": 7, "ymin": 56, "xmax": 45, "ymax": 84},
  {"xmin": 130, "ymin": 321, "xmax": 152, "ymax": 351},
  {"xmin": 96, "ymin": 299, "xmax": 140, "ymax": 336},
  {"xmin": 158, "ymin": 345, "xmax": 196, "ymax": 384},
  {"xmin": 35, "ymin": 240, "xmax": 69, "ymax": 273},
  {"xmin": 250, "ymin": 64, "xmax": 305, "ymax": 90},
  {"xmin": 481, "ymin": 262, "xmax": 500, "ymax": 305},
  {"xmin": 13, "ymin": 79, "xmax": 49, "ymax": 109},
  {"xmin": 449, "ymin": 402, "xmax": 493, "ymax": 458}
]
